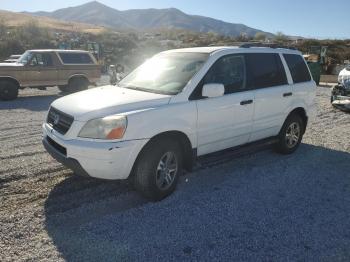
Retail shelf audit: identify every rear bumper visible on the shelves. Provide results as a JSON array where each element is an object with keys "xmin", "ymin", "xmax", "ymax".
[{"xmin": 89, "ymin": 77, "xmax": 101, "ymax": 86}]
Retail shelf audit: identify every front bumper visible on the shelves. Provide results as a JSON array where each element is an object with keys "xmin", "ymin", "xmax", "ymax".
[
  {"xmin": 331, "ymin": 84, "xmax": 350, "ymax": 112},
  {"xmin": 332, "ymin": 96, "xmax": 350, "ymax": 111},
  {"xmin": 42, "ymin": 123, "xmax": 148, "ymax": 180},
  {"xmin": 43, "ymin": 136, "xmax": 90, "ymax": 177}
]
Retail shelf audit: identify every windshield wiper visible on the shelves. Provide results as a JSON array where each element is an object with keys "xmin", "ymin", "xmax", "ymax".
[
  {"xmin": 120, "ymin": 85, "xmax": 176, "ymax": 95},
  {"xmin": 121, "ymin": 85, "xmax": 149, "ymax": 92}
]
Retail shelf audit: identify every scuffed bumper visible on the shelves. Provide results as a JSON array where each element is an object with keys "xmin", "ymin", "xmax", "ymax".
[{"xmin": 42, "ymin": 123, "xmax": 148, "ymax": 180}]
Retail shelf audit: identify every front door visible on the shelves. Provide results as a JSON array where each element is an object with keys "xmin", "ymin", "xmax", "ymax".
[
  {"xmin": 195, "ymin": 54, "xmax": 255, "ymax": 156},
  {"xmin": 25, "ymin": 52, "xmax": 58, "ymax": 87}
]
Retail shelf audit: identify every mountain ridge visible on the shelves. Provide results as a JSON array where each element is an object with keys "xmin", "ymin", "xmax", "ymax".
[{"xmin": 27, "ymin": 1, "xmax": 274, "ymax": 37}]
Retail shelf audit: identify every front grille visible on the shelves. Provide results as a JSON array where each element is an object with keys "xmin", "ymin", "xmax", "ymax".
[{"xmin": 47, "ymin": 107, "xmax": 74, "ymax": 135}]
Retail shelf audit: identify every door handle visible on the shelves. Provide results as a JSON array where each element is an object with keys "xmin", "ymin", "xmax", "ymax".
[
  {"xmin": 240, "ymin": 99, "xmax": 253, "ymax": 105},
  {"xmin": 283, "ymin": 92, "xmax": 293, "ymax": 97}
]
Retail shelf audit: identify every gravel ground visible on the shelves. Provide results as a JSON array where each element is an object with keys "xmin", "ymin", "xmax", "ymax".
[{"xmin": 0, "ymin": 85, "xmax": 350, "ymax": 262}]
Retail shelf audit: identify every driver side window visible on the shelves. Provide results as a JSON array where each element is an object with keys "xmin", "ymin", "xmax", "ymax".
[
  {"xmin": 30, "ymin": 54, "xmax": 40, "ymax": 66},
  {"xmin": 203, "ymin": 55, "xmax": 246, "ymax": 94},
  {"xmin": 30, "ymin": 53, "xmax": 53, "ymax": 67}
]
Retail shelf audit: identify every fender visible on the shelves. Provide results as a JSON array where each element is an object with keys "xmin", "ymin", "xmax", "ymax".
[
  {"xmin": 0, "ymin": 76, "xmax": 20, "ymax": 87},
  {"xmin": 284, "ymin": 99, "xmax": 308, "ymax": 117},
  {"xmin": 124, "ymin": 101, "xmax": 198, "ymax": 149},
  {"xmin": 68, "ymin": 74, "xmax": 89, "ymax": 83}
]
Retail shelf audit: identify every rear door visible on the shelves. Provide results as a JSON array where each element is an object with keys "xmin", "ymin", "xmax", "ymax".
[
  {"xmin": 195, "ymin": 54, "xmax": 255, "ymax": 156},
  {"xmin": 57, "ymin": 52, "xmax": 100, "ymax": 84},
  {"xmin": 246, "ymin": 53, "xmax": 291, "ymax": 142},
  {"xmin": 283, "ymin": 53, "xmax": 315, "ymax": 113}
]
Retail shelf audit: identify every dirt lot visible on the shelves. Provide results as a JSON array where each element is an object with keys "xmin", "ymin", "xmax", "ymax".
[{"xmin": 0, "ymin": 86, "xmax": 350, "ymax": 261}]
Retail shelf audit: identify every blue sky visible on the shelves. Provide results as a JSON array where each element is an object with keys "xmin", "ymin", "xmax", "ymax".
[{"xmin": 1, "ymin": 0, "xmax": 349, "ymax": 39}]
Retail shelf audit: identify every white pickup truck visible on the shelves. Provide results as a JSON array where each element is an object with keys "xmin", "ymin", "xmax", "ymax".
[{"xmin": 42, "ymin": 46, "xmax": 316, "ymax": 201}]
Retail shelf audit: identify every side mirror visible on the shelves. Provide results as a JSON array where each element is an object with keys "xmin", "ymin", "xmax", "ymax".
[{"xmin": 202, "ymin": 83, "xmax": 225, "ymax": 98}]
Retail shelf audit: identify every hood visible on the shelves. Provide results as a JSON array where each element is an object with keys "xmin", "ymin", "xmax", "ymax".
[
  {"xmin": 51, "ymin": 85, "xmax": 171, "ymax": 121},
  {"xmin": 340, "ymin": 67, "xmax": 350, "ymax": 76},
  {"xmin": 339, "ymin": 68, "xmax": 350, "ymax": 84},
  {"xmin": 0, "ymin": 62, "xmax": 23, "ymax": 68}
]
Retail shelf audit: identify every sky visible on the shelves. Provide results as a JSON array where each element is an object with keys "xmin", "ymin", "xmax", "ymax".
[{"xmin": 0, "ymin": 0, "xmax": 349, "ymax": 39}]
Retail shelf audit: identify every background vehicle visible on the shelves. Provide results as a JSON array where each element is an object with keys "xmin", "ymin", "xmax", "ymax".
[
  {"xmin": 0, "ymin": 49, "xmax": 101, "ymax": 100},
  {"xmin": 331, "ymin": 66, "xmax": 350, "ymax": 111},
  {"xmin": 42, "ymin": 46, "xmax": 316, "ymax": 201}
]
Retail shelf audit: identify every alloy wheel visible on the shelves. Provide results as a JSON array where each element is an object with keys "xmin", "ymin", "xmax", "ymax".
[
  {"xmin": 156, "ymin": 151, "xmax": 178, "ymax": 190},
  {"xmin": 285, "ymin": 122, "xmax": 301, "ymax": 148}
]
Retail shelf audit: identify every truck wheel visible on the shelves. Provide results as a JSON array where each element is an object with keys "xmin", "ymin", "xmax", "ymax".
[
  {"xmin": 275, "ymin": 114, "xmax": 304, "ymax": 155},
  {"xmin": 68, "ymin": 78, "xmax": 89, "ymax": 93},
  {"xmin": 58, "ymin": 85, "xmax": 69, "ymax": 93},
  {"xmin": 0, "ymin": 81, "xmax": 19, "ymax": 101},
  {"xmin": 133, "ymin": 138, "xmax": 183, "ymax": 201}
]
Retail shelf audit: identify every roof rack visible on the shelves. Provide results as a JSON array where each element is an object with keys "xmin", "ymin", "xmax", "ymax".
[{"xmin": 239, "ymin": 42, "xmax": 297, "ymax": 50}]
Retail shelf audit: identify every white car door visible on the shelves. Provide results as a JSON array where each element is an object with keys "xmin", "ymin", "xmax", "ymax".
[
  {"xmin": 246, "ymin": 53, "xmax": 292, "ymax": 142},
  {"xmin": 194, "ymin": 54, "xmax": 255, "ymax": 156}
]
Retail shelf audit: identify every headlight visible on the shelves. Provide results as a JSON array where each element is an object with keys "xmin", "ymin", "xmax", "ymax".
[{"xmin": 78, "ymin": 115, "xmax": 127, "ymax": 140}]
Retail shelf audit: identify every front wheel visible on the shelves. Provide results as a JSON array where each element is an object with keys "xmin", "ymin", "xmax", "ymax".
[
  {"xmin": 60, "ymin": 78, "xmax": 89, "ymax": 94},
  {"xmin": 275, "ymin": 114, "xmax": 304, "ymax": 154},
  {"xmin": 133, "ymin": 139, "xmax": 183, "ymax": 201},
  {"xmin": 0, "ymin": 81, "xmax": 19, "ymax": 101}
]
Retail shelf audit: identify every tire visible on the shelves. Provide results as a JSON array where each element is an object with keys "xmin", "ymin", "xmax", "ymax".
[
  {"xmin": 275, "ymin": 114, "xmax": 304, "ymax": 155},
  {"xmin": 0, "ymin": 80, "xmax": 19, "ymax": 101},
  {"xmin": 58, "ymin": 85, "xmax": 69, "ymax": 93},
  {"xmin": 67, "ymin": 78, "xmax": 89, "ymax": 93},
  {"xmin": 133, "ymin": 138, "xmax": 183, "ymax": 201}
]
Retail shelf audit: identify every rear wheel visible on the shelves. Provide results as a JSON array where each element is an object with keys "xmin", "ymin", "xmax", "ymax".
[
  {"xmin": 60, "ymin": 78, "xmax": 89, "ymax": 93},
  {"xmin": 275, "ymin": 114, "xmax": 304, "ymax": 154},
  {"xmin": 0, "ymin": 80, "xmax": 19, "ymax": 101},
  {"xmin": 133, "ymin": 138, "xmax": 183, "ymax": 201},
  {"xmin": 58, "ymin": 85, "xmax": 68, "ymax": 92}
]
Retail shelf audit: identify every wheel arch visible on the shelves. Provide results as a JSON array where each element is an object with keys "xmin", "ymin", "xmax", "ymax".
[
  {"xmin": 133, "ymin": 130, "xmax": 196, "ymax": 175},
  {"xmin": 68, "ymin": 74, "xmax": 89, "ymax": 84},
  {"xmin": 285, "ymin": 107, "xmax": 308, "ymax": 134},
  {"xmin": 0, "ymin": 76, "xmax": 20, "ymax": 88}
]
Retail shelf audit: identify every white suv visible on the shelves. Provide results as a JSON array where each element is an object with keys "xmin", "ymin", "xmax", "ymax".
[{"xmin": 43, "ymin": 46, "xmax": 316, "ymax": 200}]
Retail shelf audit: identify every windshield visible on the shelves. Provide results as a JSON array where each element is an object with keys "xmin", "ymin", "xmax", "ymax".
[
  {"xmin": 118, "ymin": 52, "xmax": 209, "ymax": 95},
  {"xmin": 18, "ymin": 51, "xmax": 33, "ymax": 64}
]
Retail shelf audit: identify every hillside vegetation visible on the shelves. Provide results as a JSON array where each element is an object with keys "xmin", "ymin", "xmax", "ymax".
[
  {"xmin": 0, "ymin": 10, "xmax": 105, "ymax": 34},
  {"xmin": 0, "ymin": 9, "xmax": 349, "ymax": 71}
]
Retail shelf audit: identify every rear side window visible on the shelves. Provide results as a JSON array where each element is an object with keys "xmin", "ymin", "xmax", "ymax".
[
  {"xmin": 58, "ymin": 52, "xmax": 93, "ymax": 64},
  {"xmin": 283, "ymin": 54, "xmax": 311, "ymax": 83},
  {"xmin": 245, "ymin": 53, "xmax": 287, "ymax": 89}
]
